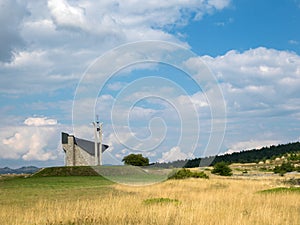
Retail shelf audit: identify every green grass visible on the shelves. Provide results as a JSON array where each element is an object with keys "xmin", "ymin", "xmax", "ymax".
[
  {"xmin": 0, "ymin": 165, "xmax": 172, "ymax": 208},
  {"xmin": 259, "ymin": 187, "xmax": 300, "ymax": 194},
  {"xmin": 143, "ymin": 197, "xmax": 181, "ymax": 205},
  {"xmin": 93, "ymin": 165, "xmax": 171, "ymax": 185},
  {"xmin": 32, "ymin": 166, "xmax": 101, "ymax": 177},
  {"xmin": 32, "ymin": 166, "xmax": 171, "ymax": 185},
  {"xmin": 0, "ymin": 175, "xmax": 114, "ymax": 207}
]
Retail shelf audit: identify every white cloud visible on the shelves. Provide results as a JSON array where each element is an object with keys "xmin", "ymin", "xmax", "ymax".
[
  {"xmin": 208, "ymin": 0, "xmax": 231, "ymax": 10},
  {"xmin": 0, "ymin": 0, "xmax": 232, "ymax": 96},
  {"xmin": 7, "ymin": 0, "xmax": 300, "ymax": 166},
  {"xmin": 224, "ymin": 139, "xmax": 282, "ymax": 155},
  {"xmin": 48, "ymin": 0, "xmax": 86, "ymax": 30},
  {"xmin": 24, "ymin": 117, "xmax": 58, "ymax": 126},
  {"xmin": 5, "ymin": 50, "xmax": 52, "ymax": 68},
  {"xmin": 200, "ymin": 47, "xmax": 300, "ymax": 115},
  {"xmin": 107, "ymin": 82, "xmax": 127, "ymax": 91},
  {"xmin": 158, "ymin": 146, "xmax": 194, "ymax": 163},
  {"xmin": 45, "ymin": 0, "xmax": 231, "ymax": 40},
  {"xmin": 0, "ymin": 117, "xmax": 61, "ymax": 161}
]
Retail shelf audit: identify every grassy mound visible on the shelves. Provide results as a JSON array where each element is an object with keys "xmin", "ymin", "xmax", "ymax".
[
  {"xmin": 32, "ymin": 166, "xmax": 171, "ymax": 185},
  {"xmin": 32, "ymin": 166, "xmax": 101, "ymax": 177}
]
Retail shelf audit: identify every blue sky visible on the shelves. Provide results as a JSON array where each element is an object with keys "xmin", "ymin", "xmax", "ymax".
[{"xmin": 1, "ymin": 0, "xmax": 300, "ymax": 168}]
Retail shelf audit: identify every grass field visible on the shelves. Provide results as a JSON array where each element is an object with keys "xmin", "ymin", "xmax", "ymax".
[{"xmin": 0, "ymin": 171, "xmax": 299, "ymax": 225}]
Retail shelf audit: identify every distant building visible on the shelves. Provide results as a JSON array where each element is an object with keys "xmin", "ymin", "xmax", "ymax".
[{"xmin": 61, "ymin": 132, "xmax": 109, "ymax": 166}]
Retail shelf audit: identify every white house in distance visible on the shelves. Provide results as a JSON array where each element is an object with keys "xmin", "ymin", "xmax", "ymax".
[{"xmin": 61, "ymin": 132, "xmax": 109, "ymax": 166}]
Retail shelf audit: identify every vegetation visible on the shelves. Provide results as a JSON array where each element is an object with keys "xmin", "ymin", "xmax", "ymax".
[
  {"xmin": 0, "ymin": 175, "xmax": 299, "ymax": 225},
  {"xmin": 32, "ymin": 166, "xmax": 101, "ymax": 177},
  {"xmin": 143, "ymin": 197, "xmax": 180, "ymax": 205},
  {"xmin": 273, "ymin": 162, "xmax": 295, "ymax": 175},
  {"xmin": 283, "ymin": 178, "xmax": 300, "ymax": 186},
  {"xmin": 260, "ymin": 187, "xmax": 300, "ymax": 193},
  {"xmin": 168, "ymin": 168, "xmax": 209, "ymax": 179},
  {"xmin": 30, "ymin": 166, "xmax": 173, "ymax": 186},
  {"xmin": 211, "ymin": 162, "xmax": 233, "ymax": 176},
  {"xmin": 288, "ymin": 153, "xmax": 300, "ymax": 161},
  {"xmin": 152, "ymin": 142, "xmax": 300, "ymax": 168},
  {"xmin": 122, "ymin": 153, "xmax": 149, "ymax": 166}
]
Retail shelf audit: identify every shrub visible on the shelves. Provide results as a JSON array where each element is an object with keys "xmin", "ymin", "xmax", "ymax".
[
  {"xmin": 143, "ymin": 198, "xmax": 180, "ymax": 205},
  {"xmin": 273, "ymin": 162, "xmax": 294, "ymax": 175},
  {"xmin": 191, "ymin": 171, "xmax": 209, "ymax": 179},
  {"xmin": 168, "ymin": 168, "xmax": 209, "ymax": 179},
  {"xmin": 122, "ymin": 154, "xmax": 149, "ymax": 166},
  {"xmin": 288, "ymin": 153, "xmax": 300, "ymax": 161},
  {"xmin": 211, "ymin": 162, "xmax": 232, "ymax": 176}
]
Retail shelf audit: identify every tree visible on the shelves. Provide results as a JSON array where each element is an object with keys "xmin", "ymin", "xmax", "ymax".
[
  {"xmin": 211, "ymin": 162, "xmax": 232, "ymax": 176},
  {"xmin": 122, "ymin": 154, "xmax": 149, "ymax": 166}
]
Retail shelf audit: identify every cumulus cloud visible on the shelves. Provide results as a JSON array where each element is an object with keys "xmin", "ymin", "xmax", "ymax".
[
  {"xmin": 46, "ymin": 0, "xmax": 231, "ymax": 33},
  {"xmin": 200, "ymin": 47, "xmax": 300, "ymax": 116},
  {"xmin": 0, "ymin": 117, "xmax": 61, "ymax": 161},
  {"xmin": 0, "ymin": 0, "xmax": 231, "ymax": 96},
  {"xmin": 48, "ymin": 0, "xmax": 86, "ymax": 30},
  {"xmin": 224, "ymin": 139, "xmax": 282, "ymax": 155},
  {"xmin": 158, "ymin": 146, "xmax": 194, "ymax": 163},
  {"xmin": 45, "ymin": 0, "xmax": 232, "ymax": 46},
  {"xmin": 6, "ymin": 0, "xmax": 300, "ymax": 166}
]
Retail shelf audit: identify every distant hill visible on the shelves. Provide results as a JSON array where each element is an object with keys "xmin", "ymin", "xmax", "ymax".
[
  {"xmin": 151, "ymin": 142, "xmax": 300, "ymax": 168},
  {"xmin": 0, "ymin": 166, "xmax": 39, "ymax": 175}
]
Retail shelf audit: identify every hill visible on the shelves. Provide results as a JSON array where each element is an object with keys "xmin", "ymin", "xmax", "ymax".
[
  {"xmin": 152, "ymin": 142, "xmax": 300, "ymax": 168},
  {"xmin": 0, "ymin": 166, "xmax": 39, "ymax": 175},
  {"xmin": 32, "ymin": 166, "xmax": 100, "ymax": 177}
]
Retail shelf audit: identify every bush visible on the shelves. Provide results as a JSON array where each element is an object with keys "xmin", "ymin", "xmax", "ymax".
[
  {"xmin": 168, "ymin": 168, "xmax": 209, "ymax": 179},
  {"xmin": 288, "ymin": 153, "xmax": 300, "ymax": 161},
  {"xmin": 122, "ymin": 154, "xmax": 149, "ymax": 166},
  {"xmin": 191, "ymin": 171, "xmax": 209, "ymax": 179},
  {"xmin": 211, "ymin": 162, "xmax": 232, "ymax": 176},
  {"xmin": 273, "ymin": 162, "xmax": 294, "ymax": 175},
  {"xmin": 143, "ymin": 198, "xmax": 180, "ymax": 205}
]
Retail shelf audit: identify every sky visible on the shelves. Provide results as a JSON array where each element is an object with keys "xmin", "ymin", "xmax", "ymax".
[{"xmin": 0, "ymin": 0, "xmax": 300, "ymax": 168}]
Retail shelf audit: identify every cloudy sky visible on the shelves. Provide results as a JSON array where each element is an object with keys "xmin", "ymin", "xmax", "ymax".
[{"xmin": 1, "ymin": 0, "xmax": 300, "ymax": 168}]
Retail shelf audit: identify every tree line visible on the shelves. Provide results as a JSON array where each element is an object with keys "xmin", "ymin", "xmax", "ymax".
[{"xmin": 150, "ymin": 142, "xmax": 300, "ymax": 168}]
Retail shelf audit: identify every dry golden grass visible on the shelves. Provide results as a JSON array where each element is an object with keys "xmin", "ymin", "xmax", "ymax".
[{"xmin": 0, "ymin": 175, "xmax": 299, "ymax": 225}]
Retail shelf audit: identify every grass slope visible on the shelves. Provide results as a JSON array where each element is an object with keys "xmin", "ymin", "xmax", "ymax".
[
  {"xmin": 32, "ymin": 166, "xmax": 101, "ymax": 177},
  {"xmin": 0, "ymin": 175, "xmax": 114, "ymax": 210},
  {"xmin": 32, "ymin": 165, "xmax": 172, "ymax": 185}
]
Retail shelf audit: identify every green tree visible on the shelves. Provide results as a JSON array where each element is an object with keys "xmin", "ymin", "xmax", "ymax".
[
  {"xmin": 122, "ymin": 154, "xmax": 149, "ymax": 166},
  {"xmin": 211, "ymin": 162, "xmax": 232, "ymax": 176}
]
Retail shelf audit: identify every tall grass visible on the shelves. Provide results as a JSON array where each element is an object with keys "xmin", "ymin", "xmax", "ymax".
[{"xmin": 0, "ymin": 176, "xmax": 299, "ymax": 225}]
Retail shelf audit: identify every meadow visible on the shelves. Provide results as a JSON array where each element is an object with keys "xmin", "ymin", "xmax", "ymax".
[{"xmin": 0, "ymin": 171, "xmax": 299, "ymax": 225}]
